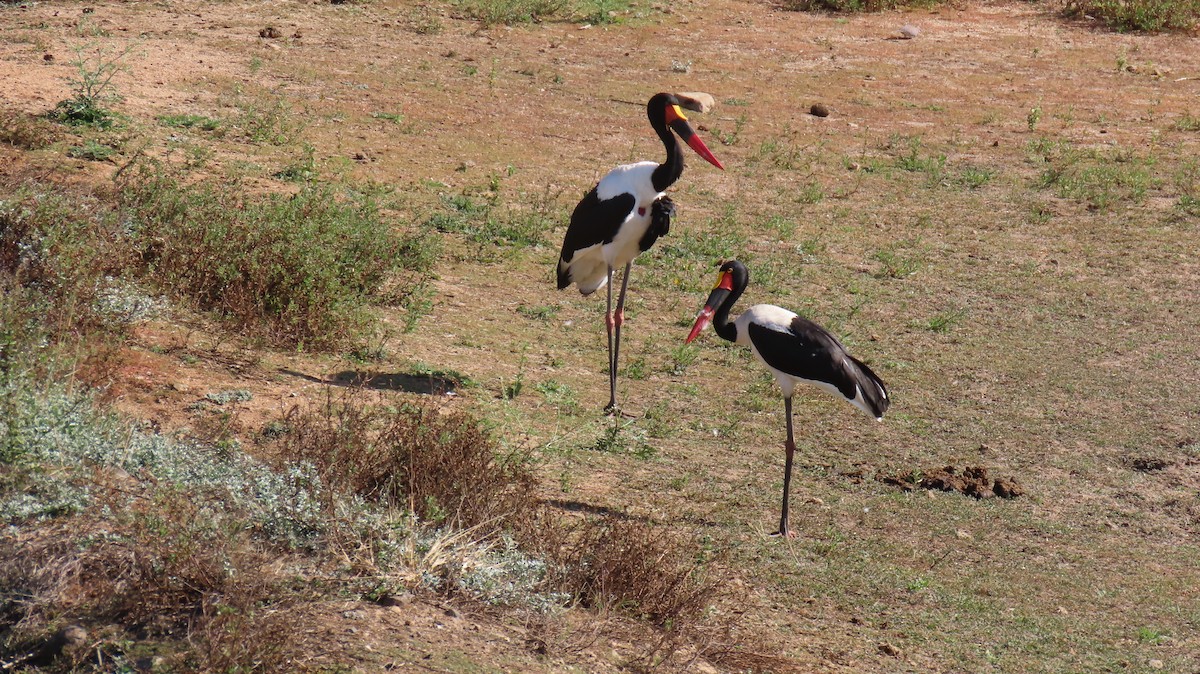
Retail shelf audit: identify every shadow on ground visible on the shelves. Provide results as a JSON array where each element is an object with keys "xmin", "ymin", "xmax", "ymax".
[{"xmin": 281, "ymin": 368, "xmax": 459, "ymax": 395}]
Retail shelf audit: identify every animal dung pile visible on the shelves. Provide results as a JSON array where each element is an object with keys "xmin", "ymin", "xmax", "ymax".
[{"xmin": 881, "ymin": 465, "xmax": 1024, "ymax": 499}]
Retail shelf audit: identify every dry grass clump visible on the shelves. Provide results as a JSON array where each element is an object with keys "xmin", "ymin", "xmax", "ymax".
[{"xmin": 272, "ymin": 394, "xmax": 537, "ymax": 532}]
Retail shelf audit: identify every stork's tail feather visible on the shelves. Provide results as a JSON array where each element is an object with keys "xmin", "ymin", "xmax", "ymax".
[
  {"xmin": 556, "ymin": 258, "xmax": 572, "ymax": 290},
  {"xmin": 848, "ymin": 355, "xmax": 890, "ymax": 420}
]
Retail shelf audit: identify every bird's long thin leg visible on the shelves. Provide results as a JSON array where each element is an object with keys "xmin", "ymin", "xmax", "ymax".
[
  {"xmin": 773, "ymin": 396, "xmax": 798, "ymax": 539},
  {"xmin": 603, "ymin": 265, "xmax": 618, "ymax": 414},
  {"xmin": 607, "ymin": 261, "xmax": 633, "ymax": 415}
]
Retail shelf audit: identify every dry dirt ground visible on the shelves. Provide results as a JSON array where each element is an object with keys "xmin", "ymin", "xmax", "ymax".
[{"xmin": 3, "ymin": 0, "xmax": 1200, "ymax": 671}]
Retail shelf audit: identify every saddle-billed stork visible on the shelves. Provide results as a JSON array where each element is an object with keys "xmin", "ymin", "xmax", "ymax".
[
  {"xmin": 685, "ymin": 260, "xmax": 890, "ymax": 538},
  {"xmin": 557, "ymin": 92, "xmax": 725, "ymax": 414}
]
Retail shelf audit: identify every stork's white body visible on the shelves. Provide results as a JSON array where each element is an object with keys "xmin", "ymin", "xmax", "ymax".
[{"xmin": 569, "ymin": 162, "xmax": 663, "ymax": 295}]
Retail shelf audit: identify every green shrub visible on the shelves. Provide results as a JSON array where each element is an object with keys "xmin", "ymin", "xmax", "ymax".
[{"xmin": 118, "ymin": 168, "xmax": 438, "ymax": 350}]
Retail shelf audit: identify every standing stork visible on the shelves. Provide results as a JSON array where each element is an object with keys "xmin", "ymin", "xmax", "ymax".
[
  {"xmin": 557, "ymin": 92, "xmax": 725, "ymax": 414},
  {"xmin": 685, "ymin": 260, "xmax": 890, "ymax": 538}
]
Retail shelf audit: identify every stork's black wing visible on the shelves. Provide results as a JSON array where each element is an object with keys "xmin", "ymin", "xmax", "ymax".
[
  {"xmin": 748, "ymin": 318, "xmax": 854, "ymax": 394},
  {"xmin": 556, "ymin": 189, "xmax": 636, "ymax": 289},
  {"xmin": 746, "ymin": 317, "xmax": 889, "ymax": 419}
]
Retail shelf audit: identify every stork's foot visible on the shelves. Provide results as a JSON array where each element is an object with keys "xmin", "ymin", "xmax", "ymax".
[
  {"xmin": 769, "ymin": 528, "xmax": 799, "ymax": 540},
  {"xmin": 603, "ymin": 402, "xmax": 637, "ymax": 418}
]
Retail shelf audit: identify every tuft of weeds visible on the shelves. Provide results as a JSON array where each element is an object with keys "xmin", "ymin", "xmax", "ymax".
[
  {"xmin": 667, "ymin": 344, "xmax": 700, "ymax": 376},
  {"xmin": 272, "ymin": 394, "xmax": 537, "ymax": 532},
  {"xmin": 535, "ymin": 379, "xmax": 579, "ymax": 412},
  {"xmin": 589, "ymin": 421, "xmax": 656, "ymax": 459},
  {"xmin": 546, "ymin": 520, "xmax": 723, "ymax": 628},
  {"xmin": 925, "ymin": 308, "xmax": 966, "ymax": 333},
  {"xmin": 1176, "ymin": 113, "xmax": 1200, "ymax": 132},
  {"xmin": 0, "ymin": 185, "xmax": 132, "ymax": 339},
  {"xmin": 232, "ymin": 91, "xmax": 304, "ymax": 145},
  {"xmin": 894, "ymin": 137, "xmax": 947, "ymax": 185},
  {"xmin": 423, "ymin": 182, "xmax": 554, "ymax": 254},
  {"xmin": 273, "ymin": 142, "xmax": 319, "ymax": 182}
]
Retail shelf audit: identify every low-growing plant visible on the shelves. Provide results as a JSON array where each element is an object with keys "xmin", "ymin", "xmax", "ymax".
[
  {"xmin": 233, "ymin": 91, "xmax": 304, "ymax": 145},
  {"xmin": 273, "ymin": 142, "xmax": 319, "ymax": 182},
  {"xmin": 546, "ymin": 519, "xmax": 723, "ymax": 627},
  {"xmin": 1176, "ymin": 113, "xmax": 1200, "ymax": 132},
  {"xmin": 1034, "ymin": 145, "xmax": 1157, "ymax": 211},
  {"xmin": 872, "ymin": 241, "xmax": 925, "ymax": 279}
]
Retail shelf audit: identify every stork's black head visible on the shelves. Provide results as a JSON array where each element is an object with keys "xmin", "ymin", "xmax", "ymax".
[
  {"xmin": 647, "ymin": 93, "xmax": 724, "ymax": 171},
  {"xmin": 685, "ymin": 260, "xmax": 749, "ymax": 343}
]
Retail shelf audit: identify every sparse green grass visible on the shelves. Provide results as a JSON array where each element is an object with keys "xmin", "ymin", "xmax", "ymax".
[
  {"xmin": 423, "ymin": 183, "xmax": 554, "ymax": 254},
  {"xmin": 1176, "ymin": 113, "xmax": 1200, "ymax": 132}
]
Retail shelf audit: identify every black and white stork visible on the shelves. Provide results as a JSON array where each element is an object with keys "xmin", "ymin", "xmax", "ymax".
[
  {"xmin": 557, "ymin": 92, "xmax": 725, "ymax": 414},
  {"xmin": 685, "ymin": 260, "xmax": 890, "ymax": 538}
]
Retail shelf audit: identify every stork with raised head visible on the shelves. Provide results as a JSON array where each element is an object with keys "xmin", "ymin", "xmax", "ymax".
[
  {"xmin": 685, "ymin": 260, "xmax": 890, "ymax": 538},
  {"xmin": 557, "ymin": 92, "xmax": 725, "ymax": 414}
]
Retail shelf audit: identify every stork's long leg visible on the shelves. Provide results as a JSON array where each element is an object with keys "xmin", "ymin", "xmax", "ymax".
[
  {"xmin": 774, "ymin": 396, "xmax": 798, "ymax": 539},
  {"xmin": 604, "ymin": 265, "xmax": 617, "ymax": 414},
  {"xmin": 606, "ymin": 261, "xmax": 633, "ymax": 414}
]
